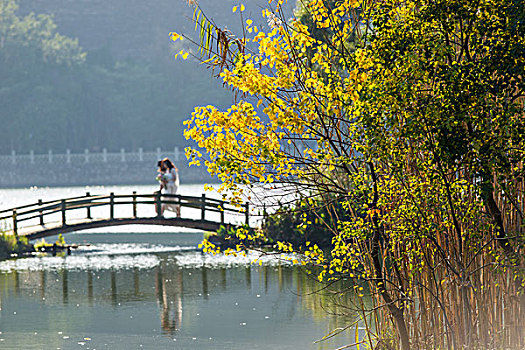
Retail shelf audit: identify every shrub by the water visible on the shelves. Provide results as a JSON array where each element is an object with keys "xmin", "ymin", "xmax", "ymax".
[
  {"xmin": 0, "ymin": 234, "xmax": 32, "ymax": 260},
  {"xmin": 262, "ymin": 196, "xmax": 350, "ymax": 249},
  {"xmin": 204, "ymin": 225, "xmax": 263, "ymax": 249}
]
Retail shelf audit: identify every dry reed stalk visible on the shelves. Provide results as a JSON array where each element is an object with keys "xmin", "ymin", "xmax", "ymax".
[{"xmin": 357, "ymin": 169, "xmax": 525, "ymax": 348}]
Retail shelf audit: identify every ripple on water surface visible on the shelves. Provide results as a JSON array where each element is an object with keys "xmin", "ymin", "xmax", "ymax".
[
  {"xmin": 0, "ymin": 242, "xmax": 294, "ymax": 272},
  {"xmin": 0, "ymin": 253, "xmax": 161, "ymax": 272},
  {"xmin": 173, "ymin": 250, "xmax": 294, "ymax": 269}
]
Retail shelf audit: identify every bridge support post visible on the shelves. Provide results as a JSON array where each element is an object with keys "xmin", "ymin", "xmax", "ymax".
[
  {"xmin": 38, "ymin": 199, "xmax": 44, "ymax": 226},
  {"xmin": 12, "ymin": 209, "xmax": 18, "ymax": 238},
  {"xmin": 61, "ymin": 200, "xmax": 66, "ymax": 226},
  {"xmin": 86, "ymin": 192, "xmax": 92, "ymax": 219},
  {"xmin": 155, "ymin": 192, "xmax": 162, "ymax": 218},
  {"xmin": 201, "ymin": 194, "xmax": 206, "ymax": 221},
  {"xmin": 110, "ymin": 193, "xmax": 115, "ymax": 220},
  {"xmin": 132, "ymin": 191, "xmax": 137, "ymax": 218},
  {"xmin": 245, "ymin": 202, "xmax": 249, "ymax": 226}
]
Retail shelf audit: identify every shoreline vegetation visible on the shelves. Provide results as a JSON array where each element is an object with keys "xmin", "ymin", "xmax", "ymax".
[
  {"xmin": 0, "ymin": 234, "xmax": 33, "ymax": 260},
  {"xmin": 0, "ymin": 232, "xmax": 73, "ymax": 261},
  {"xmin": 204, "ymin": 196, "xmax": 343, "ymax": 251},
  {"xmin": 176, "ymin": 0, "xmax": 525, "ymax": 347}
]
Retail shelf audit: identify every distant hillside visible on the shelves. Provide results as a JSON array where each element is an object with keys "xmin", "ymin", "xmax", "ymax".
[{"xmin": 1, "ymin": 0, "xmax": 295, "ymax": 155}]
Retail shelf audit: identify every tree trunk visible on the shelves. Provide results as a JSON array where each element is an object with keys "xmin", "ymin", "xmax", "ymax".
[{"xmin": 369, "ymin": 162, "xmax": 410, "ymax": 350}]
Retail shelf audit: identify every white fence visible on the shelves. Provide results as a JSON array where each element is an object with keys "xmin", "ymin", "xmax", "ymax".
[{"xmin": 0, "ymin": 147, "xmax": 185, "ymax": 165}]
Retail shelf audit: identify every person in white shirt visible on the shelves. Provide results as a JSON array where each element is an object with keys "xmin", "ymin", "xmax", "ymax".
[{"xmin": 160, "ymin": 158, "xmax": 180, "ymax": 217}]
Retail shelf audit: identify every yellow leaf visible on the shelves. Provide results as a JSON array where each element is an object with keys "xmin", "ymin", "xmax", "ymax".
[
  {"xmin": 246, "ymin": 19, "xmax": 253, "ymax": 26},
  {"xmin": 240, "ymin": 4, "xmax": 245, "ymax": 11},
  {"xmin": 232, "ymin": 6, "xmax": 238, "ymax": 13}
]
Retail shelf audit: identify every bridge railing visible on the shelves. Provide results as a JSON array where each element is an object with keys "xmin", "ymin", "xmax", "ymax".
[{"xmin": 0, "ymin": 192, "xmax": 249, "ymax": 237}]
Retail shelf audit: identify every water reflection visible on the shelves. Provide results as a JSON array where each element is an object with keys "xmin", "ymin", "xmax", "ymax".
[
  {"xmin": 0, "ymin": 248, "xmax": 360, "ymax": 349},
  {"xmin": 39, "ymin": 270, "xmax": 45, "ymax": 300},
  {"xmin": 134, "ymin": 267, "xmax": 140, "ymax": 297},
  {"xmin": 156, "ymin": 262, "xmax": 183, "ymax": 334},
  {"xmin": 62, "ymin": 269, "xmax": 68, "ymax": 304},
  {"xmin": 0, "ymin": 185, "xmax": 365, "ymax": 348},
  {"xmin": 201, "ymin": 265, "xmax": 209, "ymax": 298},
  {"xmin": 245, "ymin": 266, "xmax": 251, "ymax": 291},
  {"xmin": 87, "ymin": 270, "xmax": 93, "ymax": 304}
]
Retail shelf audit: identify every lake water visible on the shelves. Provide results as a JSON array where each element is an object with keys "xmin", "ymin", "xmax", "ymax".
[{"xmin": 0, "ymin": 185, "xmax": 358, "ymax": 349}]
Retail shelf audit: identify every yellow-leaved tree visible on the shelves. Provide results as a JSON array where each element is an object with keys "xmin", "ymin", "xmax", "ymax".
[{"xmin": 173, "ymin": 0, "xmax": 525, "ymax": 348}]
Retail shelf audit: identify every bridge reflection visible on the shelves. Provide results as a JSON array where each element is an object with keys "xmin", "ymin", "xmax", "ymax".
[
  {"xmin": 156, "ymin": 261, "xmax": 183, "ymax": 334},
  {"xmin": 0, "ymin": 258, "xmax": 359, "ymax": 339},
  {"xmin": 0, "ymin": 259, "xmax": 280, "ymax": 336}
]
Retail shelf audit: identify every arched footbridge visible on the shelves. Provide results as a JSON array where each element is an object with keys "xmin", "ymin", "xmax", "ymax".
[{"xmin": 0, "ymin": 192, "xmax": 250, "ymax": 240}]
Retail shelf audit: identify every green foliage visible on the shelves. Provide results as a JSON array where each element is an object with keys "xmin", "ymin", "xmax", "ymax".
[
  {"xmin": 0, "ymin": 233, "xmax": 32, "ymax": 259},
  {"xmin": 295, "ymin": 0, "xmax": 361, "ymax": 64},
  {"xmin": 0, "ymin": 0, "xmax": 232, "ymax": 153},
  {"xmin": 0, "ymin": 0, "xmax": 85, "ymax": 66},
  {"xmin": 262, "ymin": 195, "xmax": 350, "ymax": 248},
  {"xmin": 0, "ymin": 219, "xmax": 31, "ymax": 259},
  {"xmin": 34, "ymin": 234, "xmax": 66, "ymax": 250},
  {"xmin": 202, "ymin": 231, "xmax": 217, "ymax": 241},
  {"xmin": 33, "ymin": 238, "xmax": 49, "ymax": 250},
  {"xmin": 215, "ymin": 224, "xmax": 235, "ymax": 238},
  {"xmin": 180, "ymin": 0, "xmax": 525, "ymax": 347},
  {"xmin": 363, "ymin": 0, "xmax": 525, "ymax": 180},
  {"xmin": 0, "ymin": 234, "xmax": 18, "ymax": 252},
  {"xmin": 56, "ymin": 233, "xmax": 65, "ymax": 246}
]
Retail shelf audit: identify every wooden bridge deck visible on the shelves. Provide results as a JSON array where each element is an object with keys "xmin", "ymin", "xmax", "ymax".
[{"xmin": 0, "ymin": 192, "xmax": 249, "ymax": 241}]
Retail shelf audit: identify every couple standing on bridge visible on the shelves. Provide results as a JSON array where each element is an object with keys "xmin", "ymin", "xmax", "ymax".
[{"xmin": 156, "ymin": 158, "xmax": 181, "ymax": 217}]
